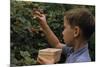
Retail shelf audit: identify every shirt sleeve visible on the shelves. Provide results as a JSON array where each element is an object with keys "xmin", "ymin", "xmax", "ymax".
[
  {"xmin": 61, "ymin": 45, "xmax": 72, "ymax": 57},
  {"xmin": 58, "ymin": 45, "xmax": 72, "ymax": 63}
]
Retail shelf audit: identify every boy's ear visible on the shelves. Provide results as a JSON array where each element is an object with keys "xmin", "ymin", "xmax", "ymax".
[{"xmin": 73, "ymin": 26, "xmax": 80, "ymax": 37}]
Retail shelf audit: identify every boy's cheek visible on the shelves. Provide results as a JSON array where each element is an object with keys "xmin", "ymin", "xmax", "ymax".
[{"xmin": 64, "ymin": 32, "xmax": 74, "ymax": 43}]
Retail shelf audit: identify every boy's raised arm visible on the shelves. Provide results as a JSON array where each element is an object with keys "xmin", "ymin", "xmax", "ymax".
[{"xmin": 32, "ymin": 10, "xmax": 63, "ymax": 48}]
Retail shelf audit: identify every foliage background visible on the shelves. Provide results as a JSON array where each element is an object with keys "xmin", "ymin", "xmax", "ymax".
[{"xmin": 11, "ymin": 0, "xmax": 95, "ymax": 66}]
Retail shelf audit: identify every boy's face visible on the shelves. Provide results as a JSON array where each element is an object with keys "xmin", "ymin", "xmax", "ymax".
[{"xmin": 62, "ymin": 16, "xmax": 75, "ymax": 46}]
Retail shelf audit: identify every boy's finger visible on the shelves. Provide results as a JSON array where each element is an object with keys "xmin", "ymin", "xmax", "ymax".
[
  {"xmin": 33, "ymin": 11, "xmax": 43, "ymax": 17},
  {"xmin": 39, "ymin": 9, "xmax": 44, "ymax": 14}
]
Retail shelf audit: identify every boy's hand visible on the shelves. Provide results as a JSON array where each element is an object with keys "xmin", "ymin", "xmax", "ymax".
[
  {"xmin": 32, "ymin": 9, "xmax": 47, "ymax": 26},
  {"xmin": 37, "ymin": 56, "xmax": 55, "ymax": 64}
]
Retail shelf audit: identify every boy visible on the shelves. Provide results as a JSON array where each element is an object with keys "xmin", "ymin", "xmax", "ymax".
[{"xmin": 33, "ymin": 8, "xmax": 95, "ymax": 64}]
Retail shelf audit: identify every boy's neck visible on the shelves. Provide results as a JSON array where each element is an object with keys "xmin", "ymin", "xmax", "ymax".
[{"xmin": 73, "ymin": 39, "xmax": 87, "ymax": 52}]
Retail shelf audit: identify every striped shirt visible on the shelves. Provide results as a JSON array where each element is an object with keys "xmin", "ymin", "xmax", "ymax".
[{"xmin": 62, "ymin": 43, "xmax": 91, "ymax": 63}]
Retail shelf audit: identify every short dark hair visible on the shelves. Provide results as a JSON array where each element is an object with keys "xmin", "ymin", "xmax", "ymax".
[{"xmin": 64, "ymin": 8, "xmax": 95, "ymax": 40}]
